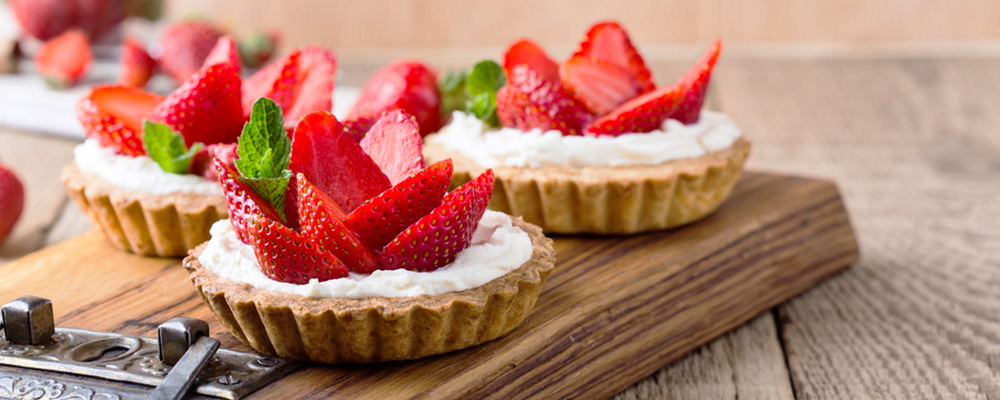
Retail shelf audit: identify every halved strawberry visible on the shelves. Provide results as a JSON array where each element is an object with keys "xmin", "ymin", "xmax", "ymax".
[
  {"xmin": 76, "ymin": 85, "xmax": 164, "ymax": 156},
  {"xmin": 344, "ymin": 159, "xmax": 453, "ymax": 251},
  {"xmin": 348, "ymin": 59, "xmax": 442, "ymax": 136},
  {"xmin": 503, "ymin": 39, "xmax": 559, "ymax": 83},
  {"xmin": 376, "ymin": 169, "xmax": 493, "ymax": 272},
  {"xmin": 572, "ymin": 21, "xmax": 655, "ymax": 93},
  {"xmin": 215, "ymin": 158, "xmax": 284, "ymax": 243},
  {"xmin": 241, "ymin": 48, "xmax": 300, "ymax": 118},
  {"xmin": 671, "ymin": 39, "xmax": 721, "ymax": 124},
  {"xmin": 343, "ymin": 116, "xmax": 376, "ymax": 141},
  {"xmin": 497, "ymin": 65, "xmax": 592, "ymax": 136},
  {"xmin": 584, "ymin": 84, "xmax": 683, "ymax": 136},
  {"xmin": 118, "ymin": 38, "xmax": 155, "ymax": 88},
  {"xmin": 247, "ymin": 214, "xmax": 349, "ymax": 284},
  {"xmin": 359, "ymin": 110, "xmax": 425, "ymax": 185},
  {"xmin": 285, "ymin": 46, "xmax": 336, "ymax": 130},
  {"xmin": 560, "ymin": 56, "xmax": 641, "ymax": 116},
  {"xmin": 152, "ymin": 62, "xmax": 243, "ymax": 147},
  {"xmin": 289, "ymin": 111, "xmax": 391, "ymax": 213},
  {"xmin": 36, "ymin": 29, "xmax": 91, "ymax": 89},
  {"xmin": 296, "ymin": 173, "xmax": 380, "ymax": 273},
  {"xmin": 203, "ymin": 35, "xmax": 240, "ymax": 70}
]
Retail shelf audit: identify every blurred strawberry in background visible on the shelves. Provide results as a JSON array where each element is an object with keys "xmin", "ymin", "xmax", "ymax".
[
  {"xmin": 158, "ymin": 19, "xmax": 224, "ymax": 84},
  {"xmin": 35, "ymin": 29, "xmax": 92, "ymax": 88},
  {"xmin": 0, "ymin": 162, "xmax": 24, "ymax": 248},
  {"xmin": 118, "ymin": 38, "xmax": 155, "ymax": 87},
  {"xmin": 349, "ymin": 59, "xmax": 442, "ymax": 136},
  {"xmin": 8, "ymin": 0, "xmax": 125, "ymax": 41},
  {"xmin": 238, "ymin": 30, "xmax": 280, "ymax": 69}
]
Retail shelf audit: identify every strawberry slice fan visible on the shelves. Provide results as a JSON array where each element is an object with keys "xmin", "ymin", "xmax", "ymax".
[{"xmin": 218, "ymin": 98, "xmax": 495, "ymax": 284}]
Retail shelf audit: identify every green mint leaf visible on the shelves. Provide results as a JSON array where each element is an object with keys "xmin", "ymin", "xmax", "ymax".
[
  {"xmin": 464, "ymin": 60, "xmax": 506, "ymax": 127},
  {"xmin": 241, "ymin": 169, "xmax": 291, "ymax": 220},
  {"xmin": 143, "ymin": 121, "xmax": 198, "ymax": 175},
  {"xmin": 235, "ymin": 98, "xmax": 289, "ymax": 179},
  {"xmin": 438, "ymin": 70, "xmax": 468, "ymax": 118}
]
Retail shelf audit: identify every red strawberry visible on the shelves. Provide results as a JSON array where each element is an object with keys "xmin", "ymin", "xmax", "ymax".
[
  {"xmin": 190, "ymin": 143, "xmax": 237, "ymax": 181},
  {"xmin": 152, "ymin": 62, "xmax": 243, "ymax": 146},
  {"xmin": 118, "ymin": 38, "xmax": 155, "ymax": 88},
  {"xmin": 503, "ymin": 39, "xmax": 559, "ymax": 83},
  {"xmin": 35, "ymin": 29, "xmax": 91, "ymax": 89},
  {"xmin": 348, "ymin": 59, "xmax": 442, "ymax": 136},
  {"xmin": 159, "ymin": 20, "xmax": 224, "ymax": 84},
  {"xmin": 203, "ymin": 35, "xmax": 240, "ymax": 70},
  {"xmin": 585, "ymin": 84, "xmax": 683, "ymax": 136},
  {"xmin": 0, "ymin": 163, "xmax": 25, "ymax": 247},
  {"xmin": 572, "ymin": 21, "xmax": 655, "ymax": 93},
  {"xmin": 247, "ymin": 214, "xmax": 348, "ymax": 284},
  {"xmin": 344, "ymin": 159, "xmax": 453, "ymax": 251},
  {"xmin": 285, "ymin": 46, "xmax": 337, "ymax": 130},
  {"xmin": 76, "ymin": 85, "xmax": 164, "ymax": 156},
  {"xmin": 343, "ymin": 116, "xmax": 376, "ymax": 141},
  {"xmin": 238, "ymin": 30, "xmax": 281, "ymax": 69},
  {"xmin": 289, "ymin": 111, "xmax": 391, "ymax": 212},
  {"xmin": 296, "ymin": 174, "xmax": 380, "ymax": 273},
  {"xmin": 9, "ymin": 0, "xmax": 123, "ymax": 41},
  {"xmin": 497, "ymin": 65, "xmax": 592, "ymax": 136},
  {"xmin": 214, "ymin": 159, "xmax": 284, "ymax": 243},
  {"xmin": 242, "ymin": 49, "xmax": 300, "ymax": 118},
  {"xmin": 359, "ymin": 110, "xmax": 425, "ymax": 185},
  {"xmin": 559, "ymin": 56, "xmax": 641, "ymax": 116},
  {"xmin": 671, "ymin": 39, "xmax": 722, "ymax": 124},
  {"xmin": 377, "ymin": 169, "xmax": 493, "ymax": 272}
]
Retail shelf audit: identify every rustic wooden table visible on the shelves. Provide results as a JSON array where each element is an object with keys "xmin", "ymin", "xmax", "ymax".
[{"xmin": 1, "ymin": 53, "xmax": 998, "ymax": 399}]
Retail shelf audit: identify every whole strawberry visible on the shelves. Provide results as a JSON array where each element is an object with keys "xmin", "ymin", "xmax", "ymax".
[
  {"xmin": 348, "ymin": 59, "xmax": 442, "ymax": 136},
  {"xmin": 8, "ymin": 0, "xmax": 124, "ymax": 41},
  {"xmin": 159, "ymin": 20, "xmax": 224, "ymax": 84},
  {"xmin": 0, "ymin": 163, "xmax": 25, "ymax": 247},
  {"xmin": 118, "ymin": 38, "xmax": 155, "ymax": 88},
  {"xmin": 36, "ymin": 29, "xmax": 91, "ymax": 89},
  {"xmin": 238, "ymin": 30, "xmax": 281, "ymax": 69}
]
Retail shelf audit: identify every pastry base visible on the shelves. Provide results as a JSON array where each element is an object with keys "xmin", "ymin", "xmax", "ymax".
[
  {"xmin": 424, "ymin": 137, "xmax": 751, "ymax": 234},
  {"xmin": 61, "ymin": 162, "xmax": 227, "ymax": 257},
  {"xmin": 183, "ymin": 217, "xmax": 557, "ymax": 364}
]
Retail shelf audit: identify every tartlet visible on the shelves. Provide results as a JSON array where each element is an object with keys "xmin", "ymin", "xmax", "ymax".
[{"xmin": 184, "ymin": 216, "xmax": 555, "ymax": 363}]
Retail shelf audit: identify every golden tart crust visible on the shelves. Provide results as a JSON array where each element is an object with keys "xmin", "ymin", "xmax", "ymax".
[
  {"xmin": 183, "ymin": 217, "xmax": 556, "ymax": 364},
  {"xmin": 424, "ymin": 136, "xmax": 751, "ymax": 234},
  {"xmin": 61, "ymin": 162, "xmax": 227, "ymax": 257}
]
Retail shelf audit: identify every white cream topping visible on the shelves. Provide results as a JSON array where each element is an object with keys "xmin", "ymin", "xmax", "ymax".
[
  {"xmin": 197, "ymin": 211, "xmax": 533, "ymax": 299},
  {"xmin": 428, "ymin": 110, "xmax": 742, "ymax": 168},
  {"xmin": 74, "ymin": 139, "xmax": 223, "ymax": 195}
]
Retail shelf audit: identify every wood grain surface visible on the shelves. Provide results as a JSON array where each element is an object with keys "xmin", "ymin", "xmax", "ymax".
[{"xmin": 0, "ymin": 172, "xmax": 857, "ymax": 399}]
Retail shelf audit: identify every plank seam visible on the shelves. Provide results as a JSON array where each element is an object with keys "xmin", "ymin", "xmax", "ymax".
[{"xmin": 773, "ymin": 308, "xmax": 800, "ymax": 400}]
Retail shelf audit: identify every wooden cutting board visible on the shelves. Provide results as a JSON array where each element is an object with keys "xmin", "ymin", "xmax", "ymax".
[{"xmin": 0, "ymin": 171, "xmax": 858, "ymax": 399}]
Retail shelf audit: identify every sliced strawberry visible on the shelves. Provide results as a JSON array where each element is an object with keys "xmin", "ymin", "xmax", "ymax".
[
  {"xmin": 343, "ymin": 116, "xmax": 376, "ymax": 141},
  {"xmin": 497, "ymin": 65, "xmax": 592, "ymax": 136},
  {"xmin": 247, "ymin": 214, "xmax": 348, "ymax": 284},
  {"xmin": 359, "ymin": 110, "xmax": 425, "ymax": 185},
  {"xmin": 585, "ymin": 84, "xmax": 683, "ymax": 136},
  {"xmin": 215, "ymin": 158, "xmax": 284, "ymax": 243},
  {"xmin": 572, "ymin": 21, "xmax": 655, "ymax": 93},
  {"xmin": 560, "ymin": 56, "xmax": 641, "ymax": 116},
  {"xmin": 377, "ymin": 169, "xmax": 493, "ymax": 272},
  {"xmin": 190, "ymin": 143, "xmax": 237, "ymax": 180},
  {"xmin": 296, "ymin": 173, "xmax": 380, "ymax": 273},
  {"xmin": 345, "ymin": 159, "xmax": 453, "ymax": 251},
  {"xmin": 203, "ymin": 35, "xmax": 240, "ymax": 70},
  {"xmin": 118, "ymin": 38, "xmax": 155, "ymax": 88},
  {"xmin": 241, "ymin": 49, "xmax": 300, "ymax": 117},
  {"xmin": 503, "ymin": 39, "xmax": 559, "ymax": 83},
  {"xmin": 285, "ymin": 46, "xmax": 336, "ymax": 130},
  {"xmin": 152, "ymin": 62, "xmax": 243, "ymax": 147},
  {"xmin": 672, "ymin": 39, "xmax": 721, "ymax": 124},
  {"xmin": 289, "ymin": 111, "xmax": 391, "ymax": 212},
  {"xmin": 76, "ymin": 85, "xmax": 164, "ymax": 156},
  {"xmin": 348, "ymin": 59, "xmax": 442, "ymax": 136},
  {"xmin": 36, "ymin": 29, "xmax": 91, "ymax": 89}
]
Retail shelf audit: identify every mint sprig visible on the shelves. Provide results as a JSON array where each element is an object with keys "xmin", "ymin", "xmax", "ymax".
[
  {"xmin": 235, "ymin": 98, "xmax": 292, "ymax": 221},
  {"xmin": 438, "ymin": 70, "xmax": 469, "ymax": 119},
  {"xmin": 464, "ymin": 60, "xmax": 506, "ymax": 127},
  {"xmin": 142, "ymin": 121, "xmax": 203, "ymax": 175}
]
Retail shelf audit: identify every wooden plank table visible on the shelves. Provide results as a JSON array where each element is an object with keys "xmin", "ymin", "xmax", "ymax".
[{"xmin": 1, "ymin": 53, "xmax": 999, "ymax": 399}]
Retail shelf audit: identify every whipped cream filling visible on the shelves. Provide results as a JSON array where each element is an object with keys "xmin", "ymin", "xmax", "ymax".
[
  {"xmin": 74, "ymin": 139, "xmax": 223, "ymax": 196},
  {"xmin": 197, "ymin": 211, "xmax": 534, "ymax": 299},
  {"xmin": 428, "ymin": 110, "xmax": 742, "ymax": 169}
]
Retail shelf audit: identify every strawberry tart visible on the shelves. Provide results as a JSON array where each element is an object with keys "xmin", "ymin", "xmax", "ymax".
[
  {"xmin": 424, "ymin": 22, "xmax": 750, "ymax": 234},
  {"xmin": 184, "ymin": 99, "xmax": 555, "ymax": 364},
  {"xmin": 62, "ymin": 37, "xmax": 338, "ymax": 257}
]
